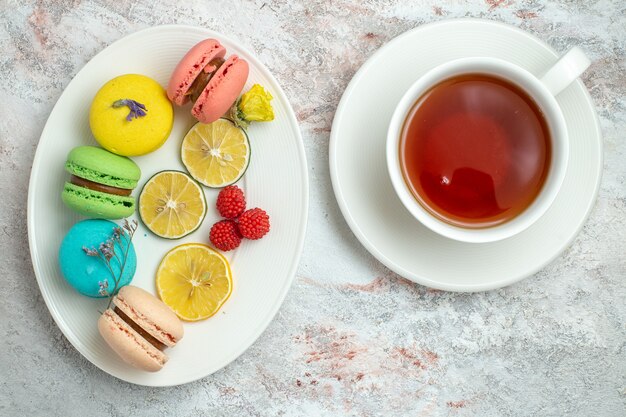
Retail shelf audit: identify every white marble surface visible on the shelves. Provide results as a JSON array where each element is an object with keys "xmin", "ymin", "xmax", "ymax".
[{"xmin": 1, "ymin": 0, "xmax": 625, "ymax": 416}]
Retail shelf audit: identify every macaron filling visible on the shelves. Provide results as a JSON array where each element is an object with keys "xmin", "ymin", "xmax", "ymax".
[
  {"xmin": 70, "ymin": 175, "xmax": 132, "ymax": 196},
  {"xmin": 186, "ymin": 57, "xmax": 226, "ymax": 104},
  {"xmin": 112, "ymin": 306, "xmax": 167, "ymax": 351}
]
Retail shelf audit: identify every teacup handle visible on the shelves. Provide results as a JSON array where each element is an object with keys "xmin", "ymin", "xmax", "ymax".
[{"xmin": 540, "ymin": 46, "xmax": 591, "ymax": 96}]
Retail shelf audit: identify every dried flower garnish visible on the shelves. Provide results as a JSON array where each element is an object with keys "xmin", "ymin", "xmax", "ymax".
[
  {"xmin": 98, "ymin": 280, "xmax": 109, "ymax": 297},
  {"xmin": 228, "ymin": 84, "xmax": 274, "ymax": 129},
  {"xmin": 83, "ymin": 219, "xmax": 138, "ymax": 308},
  {"xmin": 112, "ymin": 99, "xmax": 147, "ymax": 122}
]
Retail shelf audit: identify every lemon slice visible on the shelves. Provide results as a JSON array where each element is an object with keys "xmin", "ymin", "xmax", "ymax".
[
  {"xmin": 139, "ymin": 171, "xmax": 206, "ymax": 239},
  {"xmin": 156, "ymin": 243, "xmax": 233, "ymax": 321},
  {"xmin": 181, "ymin": 119, "xmax": 251, "ymax": 188}
]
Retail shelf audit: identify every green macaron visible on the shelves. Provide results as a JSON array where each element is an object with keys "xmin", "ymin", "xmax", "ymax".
[{"xmin": 62, "ymin": 146, "xmax": 141, "ymax": 219}]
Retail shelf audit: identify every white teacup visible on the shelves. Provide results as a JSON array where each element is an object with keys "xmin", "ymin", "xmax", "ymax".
[{"xmin": 386, "ymin": 47, "xmax": 590, "ymax": 243}]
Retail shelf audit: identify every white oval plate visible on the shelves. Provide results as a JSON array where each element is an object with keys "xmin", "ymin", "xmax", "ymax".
[
  {"xmin": 329, "ymin": 19, "xmax": 602, "ymax": 292},
  {"xmin": 27, "ymin": 25, "xmax": 308, "ymax": 386}
]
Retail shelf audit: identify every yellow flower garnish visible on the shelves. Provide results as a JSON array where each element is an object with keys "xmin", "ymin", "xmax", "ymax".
[
  {"xmin": 240, "ymin": 84, "xmax": 274, "ymax": 120},
  {"xmin": 228, "ymin": 84, "xmax": 275, "ymax": 129}
]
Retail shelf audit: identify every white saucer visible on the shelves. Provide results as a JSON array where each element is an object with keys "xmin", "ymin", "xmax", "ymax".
[{"xmin": 329, "ymin": 19, "xmax": 602, "ymax": 292}]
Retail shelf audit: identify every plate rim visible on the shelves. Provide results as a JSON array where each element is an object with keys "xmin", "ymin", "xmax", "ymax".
[
  {"xmin": 329, "ymin": 18, "xmax": 603, "ymax": 292},
  {"xmin": 27, "ymin": 24, "xmax": 309, "ymax": 386}
]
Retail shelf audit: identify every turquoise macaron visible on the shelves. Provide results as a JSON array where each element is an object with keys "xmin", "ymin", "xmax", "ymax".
[
  {"xmin": 62, "ymin": 146, "xmax": 141, "ymax": 219},
  {"xmin": 58, "ymin": 219, "xmax": 137, "ymax": 297}
]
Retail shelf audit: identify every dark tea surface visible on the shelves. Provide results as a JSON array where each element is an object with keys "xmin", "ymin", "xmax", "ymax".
[{"xmin": 400, "ymin": 74, "xmax": 551, "ymax": 228}]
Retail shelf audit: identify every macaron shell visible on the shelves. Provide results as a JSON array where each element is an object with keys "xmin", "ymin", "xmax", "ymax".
[
  {"xmin": 167, "ymin": 39, "xmax": 226, "ymax": 106},
  {"xmin": 191, "ymin": 55, "xmax": 249, "ymax": 124},
  {"xmin": 114, "ymin": 286, "xmax": 183, "ymax": 347},
  {"xmin": 62, "ymin": 182, "xmax": 135, "ymax": 219},
  {"xmin": 58, "ymin": 219, "xmax": 136, "ymax": 297},
  {"xmin": 65, "ymin": 146, "xmax": 140, "ymax": 188},
  {"xmin": 90, "ymin": 74, "xmax": 174, "ymax": 157},
  {"xmin": 98, "ymin": 310, "xmax": 167, "ymax": 372}
]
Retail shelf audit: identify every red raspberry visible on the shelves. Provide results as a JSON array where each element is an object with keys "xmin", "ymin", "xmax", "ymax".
[
  {"xmin": 209, "ymin": 220, "xmax": 242, "ymax": 251},
  {"xmin": 238, "ymin": 208, "xmax": 270, "ymax": 240},
  {"xmin": 216, "ymin": 185, "xmax": 246, "ymax": 219}
]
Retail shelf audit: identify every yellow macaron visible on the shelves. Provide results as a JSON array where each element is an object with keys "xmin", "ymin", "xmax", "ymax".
[{"xmin": 90, "ymin": 74, "xmax": 174, "ymax": 156}]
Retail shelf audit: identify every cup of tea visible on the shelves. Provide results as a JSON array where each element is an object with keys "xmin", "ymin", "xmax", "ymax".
[{"xmin": 386, "ymin": 47, "xmax": 590, "ymax": 243}]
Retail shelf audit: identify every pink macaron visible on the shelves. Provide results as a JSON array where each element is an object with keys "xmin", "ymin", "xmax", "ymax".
[
  {"xmin": 167, "ymin": 38, "xmax": 249, "ymax": 124},
  {"xmin": 98, "ymin": 285, "xmax": 184, "ymax": 372}
]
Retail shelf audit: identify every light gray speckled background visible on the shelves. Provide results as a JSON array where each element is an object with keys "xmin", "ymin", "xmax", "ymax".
[{"xmin": 1, "ymin": 0, "xmax": 625, "ymax": 416}]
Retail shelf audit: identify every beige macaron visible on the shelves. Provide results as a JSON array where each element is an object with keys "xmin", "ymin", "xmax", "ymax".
[{"xmin": 98, "ymin": 285, "xmax": 184, "ymax": 372}]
